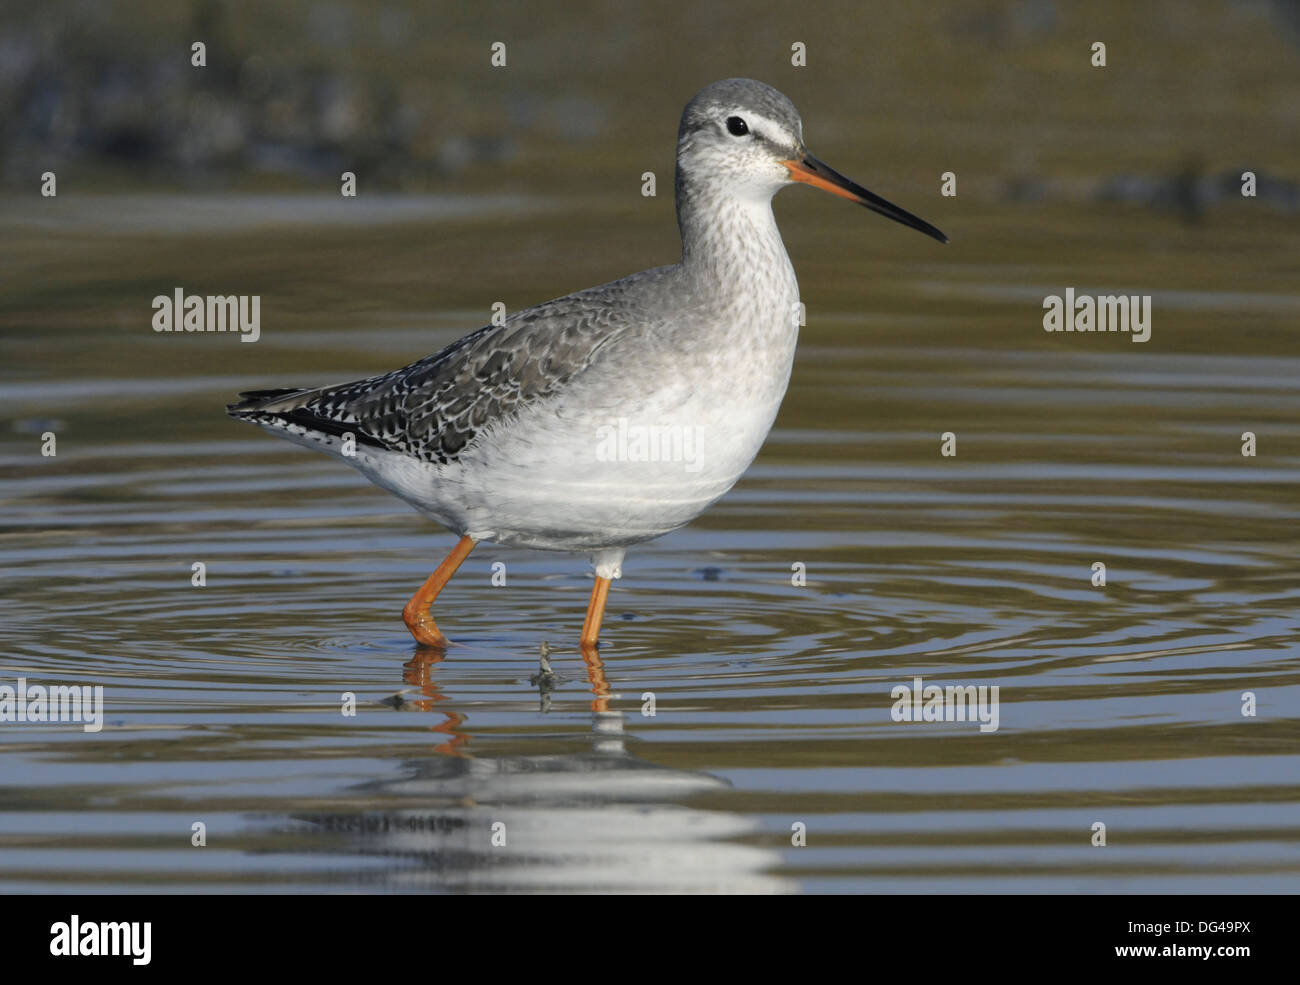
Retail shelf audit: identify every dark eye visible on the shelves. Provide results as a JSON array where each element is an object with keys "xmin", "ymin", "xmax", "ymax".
[{"xmin": 725, "ymin": 116, "xmax": 749, "ymax": 137}]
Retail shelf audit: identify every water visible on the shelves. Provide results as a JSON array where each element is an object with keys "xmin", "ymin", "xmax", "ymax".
[{"xmin": 3, "ymin": 186, "xmax": 1299, "ymax": 894}]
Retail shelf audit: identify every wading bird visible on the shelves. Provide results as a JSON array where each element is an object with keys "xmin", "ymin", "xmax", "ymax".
[{"xmin": 229, "ymin": 78, "xmax": 946, "ymax": 653}]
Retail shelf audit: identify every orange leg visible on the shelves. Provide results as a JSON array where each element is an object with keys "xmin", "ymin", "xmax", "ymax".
[
  {"xmin": 580, "ymin": 576, "xmax": 611, "ymax": 651},
  {"xmin": 402, "ymin": 535, "xmax": 475, "ymax": 647}
]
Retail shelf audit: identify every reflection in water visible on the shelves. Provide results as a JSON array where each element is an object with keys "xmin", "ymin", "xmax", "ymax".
[{"xmin": 277, "ymin": 650, "xmax": 791, "ymax": 893}]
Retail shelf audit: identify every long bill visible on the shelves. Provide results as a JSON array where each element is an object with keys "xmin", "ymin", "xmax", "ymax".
[{"xmin": 782, "ymin": 153, "xmax": 949, "ymax": 244}]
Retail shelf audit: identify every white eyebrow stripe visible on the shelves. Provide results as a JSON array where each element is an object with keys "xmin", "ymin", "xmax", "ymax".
[{"xmin": 730, "ymin": 110, "xmax": 795, "ymax": 145}]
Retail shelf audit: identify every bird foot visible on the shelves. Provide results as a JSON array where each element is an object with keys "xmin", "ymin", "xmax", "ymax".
[{"xmin": 403, "ymin": 609, "xmax": 449, "ymax": 648}]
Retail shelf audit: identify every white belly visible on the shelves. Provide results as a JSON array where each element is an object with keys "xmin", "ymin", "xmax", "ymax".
[{"xmin": 352, "ymin": 324, "xmax": 797, "ymax": 551}]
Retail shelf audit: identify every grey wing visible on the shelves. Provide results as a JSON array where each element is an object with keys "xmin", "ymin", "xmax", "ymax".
[{"xmin": 227, "ymin": 282, "xmax": 641, "ymax": 464}]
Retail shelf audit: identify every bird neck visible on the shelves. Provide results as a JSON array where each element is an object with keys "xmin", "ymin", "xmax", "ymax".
[{"xmin": 675, "ymin": 174, "xmax": 795, "ymax": 297}]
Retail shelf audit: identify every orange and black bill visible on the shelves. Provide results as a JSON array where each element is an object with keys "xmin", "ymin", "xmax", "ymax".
[{"xmin": 783, "ymin": 153, "xmax": 948, "ymax": 244}]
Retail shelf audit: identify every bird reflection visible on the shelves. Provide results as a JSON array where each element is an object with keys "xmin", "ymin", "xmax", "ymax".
[
  {"xmin": 271, "ymin": 641, "xmax": 790, "ymax": 892},
  {"xmin": 398, "ymin": 639, "xmax": 612, "ymax": 745}
]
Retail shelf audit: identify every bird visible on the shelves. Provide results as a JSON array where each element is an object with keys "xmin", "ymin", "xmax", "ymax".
[{"xmin": 228, "ymin": 78, "xmax": 946, "ymax": 654}]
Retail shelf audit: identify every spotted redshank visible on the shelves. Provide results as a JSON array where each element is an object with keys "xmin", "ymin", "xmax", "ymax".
[{"xmin": 229, "ymin": 78, "xmax": 946, "ymax": 653}]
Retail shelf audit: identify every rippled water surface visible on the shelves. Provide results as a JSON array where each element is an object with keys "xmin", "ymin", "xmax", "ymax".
[{"xmin": 3, "ymin": 186, "xmax": 1299, "ymax": 894}]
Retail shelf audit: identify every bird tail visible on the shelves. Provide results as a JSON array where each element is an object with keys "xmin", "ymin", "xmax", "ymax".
[{"xmin": 227, "ymin": 385, "xmax": 395, "ymax": 449}]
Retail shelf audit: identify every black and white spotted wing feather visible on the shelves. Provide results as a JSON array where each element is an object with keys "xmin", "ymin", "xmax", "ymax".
[{"xmin": 227, "ymin": 279, "xmax": 650, "ymax": 465}]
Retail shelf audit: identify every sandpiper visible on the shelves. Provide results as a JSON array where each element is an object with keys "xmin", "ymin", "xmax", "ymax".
[{"xmin": 229, "ymin": 78, "xmax": 946, "ymax": 653}]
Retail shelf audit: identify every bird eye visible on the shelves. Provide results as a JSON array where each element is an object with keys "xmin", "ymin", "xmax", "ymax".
[{"xmin": 725, "ymin": 116, "xmax": 749, "ymax": 137}]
